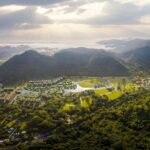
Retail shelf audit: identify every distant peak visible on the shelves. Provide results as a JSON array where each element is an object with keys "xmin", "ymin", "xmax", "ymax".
[
  {"xmin": 21, "ymin": 50, "xmax": 41, "ymax": 56},
  {"xmin": 23, "ymin": 50, "xmax": 37, "ymax": 54}
]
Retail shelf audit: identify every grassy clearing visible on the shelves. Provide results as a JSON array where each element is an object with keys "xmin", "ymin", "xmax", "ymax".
[
  {"xmin": 20, "ymin": 122, "xmax": 27, "ymax": 130},
  {"xmin": 107, "ymin": 91, "xmax": 122, "ymax": 100},
  {"xmin": 79, "ymin": 80, "xmax": 94, "ymax": 87},
  {"xmin": 6, "ymin": 120, "xmax": 17, "ymax": 128},
  {"xmin": 80, "ymin": 96, "xmax": 92, "ymax": 108},
  {"xmin": 95, "ymin": 89, "xmax": 122, "ymax": 100},
  {"xmin": 81, "ymin": 99, "xmax": 89, "ymax": 108},
  {"xmin": 78, "ymin": 78, "xmax": 102, "ymax": 88},
  {"xmin": 62, "ymin": 103, "xmax": 75, "ymax": 111},
  {"xmin": 94, "ymin": 89, "xmax": 109, "ymax": 95}
]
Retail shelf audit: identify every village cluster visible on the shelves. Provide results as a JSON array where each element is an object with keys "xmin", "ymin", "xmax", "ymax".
[{"xmin": 1, "ymin": 76, "xmax": 149, "ymax": 105}]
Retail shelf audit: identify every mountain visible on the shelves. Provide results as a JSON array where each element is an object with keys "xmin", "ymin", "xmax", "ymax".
[
  {"xmin": 0, "ymin": 50, "xmax": 52, "ymax": 85},
  {"xmin": 0, "ymin": 48, "xmax": 129, "ymax": 85},
  {"xmin": 121, "ymin": 46, "xmax": 150, "ymax": 70},
  {"xmin": 51, "ymin": 48, "xmax": 129, "ymax": 76},
  {"xmin": 97, "ymin": 39, "xmax": 150, "ymax": 53}
]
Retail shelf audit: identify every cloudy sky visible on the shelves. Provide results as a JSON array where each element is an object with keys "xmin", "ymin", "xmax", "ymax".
[{"xmin": 0, "ymin": 0, "xmax": 150, "ymax": 43}]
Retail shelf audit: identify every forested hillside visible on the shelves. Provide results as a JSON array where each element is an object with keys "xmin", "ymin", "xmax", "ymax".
[
  {"xmin": 0, "ymin": 49, "xmax": 129, "ymax": 85},
  {"xmin": 122, "ymin": 46, "xmax": 150, "ymax": 71},
  {"xmin": 0, "ymin": 89, "xmax": 149, "ymax": 149}
]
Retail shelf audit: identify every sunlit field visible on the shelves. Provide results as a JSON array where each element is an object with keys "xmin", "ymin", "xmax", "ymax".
[{"xmin": 75, "ymin": 77, "xmax": 139, "ymax": 100}]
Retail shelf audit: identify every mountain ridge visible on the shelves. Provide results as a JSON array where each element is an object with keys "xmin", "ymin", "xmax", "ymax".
[{"xmin": 0, "ymin": 48, "xmax": 129, "ymax": 85}]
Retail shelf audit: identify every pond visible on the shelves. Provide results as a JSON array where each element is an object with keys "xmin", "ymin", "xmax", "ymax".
[{"xmin": 64, "ymin": 82, "xmax": 107, "ymax": 93}]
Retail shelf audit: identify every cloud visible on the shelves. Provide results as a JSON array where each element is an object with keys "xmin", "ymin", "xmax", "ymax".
[
  {"xmin": 61, "ymin": 0, "xmax": 107, "ymax": 14},
  {"xmin": 0, "ymin": 7, "xmax": 52, "ymax": 30},
  {"xmin": 0, "ymin": 0, "xmax": 150, "ymax": 42},
  {"xmin": 77, "ymin": 1, "xmax": 150, "ymax": 25},
  {"xmin": 115, "ymin": 0, "xmax": 150, "ymax": 6},
  {"xmin": 0, "ymin": 0, "xmax": 69, "ymax": 6}
]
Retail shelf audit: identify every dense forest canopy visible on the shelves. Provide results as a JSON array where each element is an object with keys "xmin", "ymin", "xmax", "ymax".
[{"xmin": 0, "ymin": 86, "xmax": 149, "ymax": 149}]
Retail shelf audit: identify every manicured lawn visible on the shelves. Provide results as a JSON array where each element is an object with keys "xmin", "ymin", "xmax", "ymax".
[
  {"xmin": 79, "ymin": 80, "xmax": 94, "ymax": 87},
  {"xmin": 78, "ymin": 78, "xmax": 102, "ymax": 88}
]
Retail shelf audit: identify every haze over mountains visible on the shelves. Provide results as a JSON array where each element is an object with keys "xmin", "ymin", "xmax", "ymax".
[
  {"xmin": 0, "ymin": 39, "xmax": 150, "ymax": 85},
  {"xmin": 97, "ymin": 39, "xmax": 150, "ymax": 53},
  {"xmin": 0, "ymin": 45, "xmax": 31, "ymax": 61},
  {"xmin": 0, "ymin": 45, "xmax": 58, "ymax": 61},
  {"xmin": 0, "ymin": 39, "xmax": 150, "ymax": 61}
]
